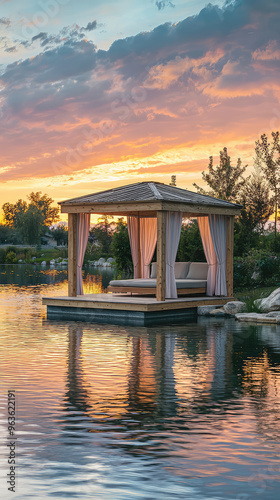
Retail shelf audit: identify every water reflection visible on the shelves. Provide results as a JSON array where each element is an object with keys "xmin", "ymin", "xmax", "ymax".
[{"xmin": 1, "ymin": 269, "xmax": 280, "ymax": 499}]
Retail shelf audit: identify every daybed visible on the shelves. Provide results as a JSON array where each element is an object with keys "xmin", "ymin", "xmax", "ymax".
[{"xmin": 108, "ymin": 262, "xmax": 208, "ymax": 296}]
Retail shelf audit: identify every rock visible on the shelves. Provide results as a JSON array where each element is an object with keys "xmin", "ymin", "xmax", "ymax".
[
  {"xmin": 107, "ymin": 257, "xmax": 114, "ymax": 263},
  {"xmin": 257, "ymin": 287, "xmax": 280, "ymax": 312},
  {"xmin": 50, "ymin": 259, "xmax": 55, "ymax": 265},
  {"xmin": 235, "ymin": 313, "xmax": 279, "ymax": 324},
  {"xmin": 209, "ymin": 308, "xmax": 228, "ymax": 317},
  {"xmin": 18, "ymin": 259, "xmax": 23, "ymax": 263},
  {"xmin": 251, "ymin": 271, "xmax": 260, "ymax": 281},
  {"xmin": 197, "ymin": 305, "xmax": 219, "ymax": 316},
  {"xmin": 223, "ymin": 301, "xmax": 245, "ymax": 315},
  {"xmin": 41, "ymin": 261, "xmax": 47, "ymax": 266}
]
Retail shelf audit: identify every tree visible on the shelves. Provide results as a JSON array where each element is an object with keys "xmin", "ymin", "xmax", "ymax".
[
  {"xmin": 17, "ymin": 205, "xmax": 45, "ymax": 245},
  {"xmin": 177, "ymin": 219, "xmax": 205, "ymax": 262},
  {"xmin": 2, "ymin": 200, "xmax": 27, "ymax": 227},
  {"xmin": 2, "ymin": 192, "xmax": 59, "ymax": 229},
  {"xmin": 233, "ymin": 170, "xmax": 274, "ymax": 256},
  {"xmin": 239, "ymin": 171, "xmax": 273, "ymax": 233},
  {"xmin": 89, "ymin": 215, "xmax": 114, "ymax": 256},
  {"xmin": 111, "ymin": 218, "xmax": 133, "ymax": 273},
  {"xmin": 27, "ymin": 192, "xmax": 59, "ymax": 226},
  {"xmin": 49, "ymin": 224, "xmax": 68, "ymax": 246},
  {"xmin": 193, "ymin": 147, "xmax": 247, "ymax": 201},
  {"xmin": 0, "ymin": 224, "xmax": 14, "ymax": 244},
  {"xmin": 255, "ymin": 131, "xmax": 280, "ymax": 242}
]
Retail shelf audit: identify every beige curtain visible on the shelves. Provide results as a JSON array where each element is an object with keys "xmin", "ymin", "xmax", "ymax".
[
  {"xmin": 127, "ymin": 216, "xmax": 157, "ymax": 278},
  {"xmin": 166, "ymin": 212, "xmax": 182, "ymax": 298},
  {"xmin": 140, "ymin": 217, "xmax": 157, "ymax": 278},
  {"xmin": 77, "ymin": 213, "xmax": 90, "ymax": 295},
  {"xmin": 197, "ymin": 216, "xmax": 217, "ymax": 296}
]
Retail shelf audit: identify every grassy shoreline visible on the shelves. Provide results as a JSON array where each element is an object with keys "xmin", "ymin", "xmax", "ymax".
[{"xmin": 0, "ymin": 246, "xmax": 67, "ymax": 265}]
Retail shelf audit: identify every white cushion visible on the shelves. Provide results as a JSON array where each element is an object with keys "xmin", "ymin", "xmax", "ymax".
[
  {"xmin": 109, "ymin": 278, "xmax": 206, "ymax": 289},
  {"xmin": 175, "ymin": 262, "xmax": 190, "ymax": 279},
  {"xmin": 150, "ymin": 262, "xmax": 190, "ymax": 279},
  {"xmin": 186, "ymin": 262, "xmax": 208, "ymax": 280}
]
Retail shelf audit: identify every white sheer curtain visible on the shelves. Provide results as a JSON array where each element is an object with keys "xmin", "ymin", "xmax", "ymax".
[
  {"xmin": 197, "ymin": 216, "xmax": 217, "ymax": 296},
  {"xmin": 208, "ymin": 214, "xmax": 227, "ymax": 296},
  {"xmin": 127, "ymin": 216, "xmax": 140, "ymax": 278},
  {"xmin": 127, "ymin": 215, "xmax": 141, "ymax": 278},
  {"xmin": 77, "ymin": 213, "xmax": 90, "ymax": 295},
  {"xmin": 166, "ymin": 212, "xmax": 182, "ymax": 299},
  {"xmin": 140, "ymin": 217, "xmax": 157, "ymax": 278}
]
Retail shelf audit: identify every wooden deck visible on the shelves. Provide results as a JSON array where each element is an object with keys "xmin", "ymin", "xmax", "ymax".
[
  {"xmin": 43, "ymin": 293, "xmax": 232, "ymax": 312},
  {"xmin": 43, "ymin": 293, "xmax": 233, "ymax": 326}
]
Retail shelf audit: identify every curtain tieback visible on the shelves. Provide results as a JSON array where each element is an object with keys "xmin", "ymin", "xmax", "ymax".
[{"xmin": 167, "ymin": 263, "xmax": 174, "ymax": 269}]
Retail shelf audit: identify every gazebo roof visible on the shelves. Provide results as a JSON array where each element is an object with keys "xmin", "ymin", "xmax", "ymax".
[{"xmin": 60, "ymin": 182, "xmax": 241, "ymax": 216}]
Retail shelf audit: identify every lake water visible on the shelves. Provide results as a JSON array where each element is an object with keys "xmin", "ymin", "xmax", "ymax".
[{"xmin": 1, "ymin": 264, "xmax": 280, "ymax": 499}]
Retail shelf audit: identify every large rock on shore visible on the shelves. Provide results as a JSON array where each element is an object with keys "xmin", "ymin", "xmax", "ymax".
[
  {"xmin": 236, "ymin": 312, "xmax": 280, "ymax": 324},
  {"xmin": 257, "ymin": 287, "xmax": 280, "ymax": 312},
  {"xmin": 223, "ymin": 301, "xmax": 245, "ymax": 315}
]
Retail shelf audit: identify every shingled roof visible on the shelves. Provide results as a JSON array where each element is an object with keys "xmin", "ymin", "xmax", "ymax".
[{"xmin": 60, "ymin": 182, "xmax": 241, "ymax": 209}]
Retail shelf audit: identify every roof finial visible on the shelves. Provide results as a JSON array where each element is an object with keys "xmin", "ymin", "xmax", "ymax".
[{"xmin": 169, "ymin": 175, "xmax": 176, "ymax": 187}]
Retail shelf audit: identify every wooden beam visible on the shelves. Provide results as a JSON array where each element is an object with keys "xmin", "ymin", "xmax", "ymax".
[
  {"xmin": 68, "ymin": 213, "xmax": 78, "ymax": 297},
  {"xmin": 161, "ymin": 202, "xmax": 241, "ymax": 216},
  {"xmin": 60, "ymin": 202, "xmax": 162, "ymax": 214},
  {"xmin": 157, "ymin": 211, "xmax": 167, "ymax": 301},
  {"xmin": 60, "ymin": 201, "xmax": 241, "ymax": 216},
  {"xmin": 226, "ymin": 215, "xmax": 234, "ymax": 297}
]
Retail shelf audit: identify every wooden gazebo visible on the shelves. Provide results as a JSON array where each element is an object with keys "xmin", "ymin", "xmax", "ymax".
[
  {"xmin": 62, "ymin": 182, "xmax": 240, "ymax": 298},
  {"xmin": 43, "ymin": 182, "xmax": 241, "ymax": 326}
]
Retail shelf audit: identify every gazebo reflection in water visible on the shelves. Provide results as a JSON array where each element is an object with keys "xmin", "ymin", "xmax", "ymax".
[{"xmin": 64, "ymin": 321, "xmax": 241, "ymax": 425}]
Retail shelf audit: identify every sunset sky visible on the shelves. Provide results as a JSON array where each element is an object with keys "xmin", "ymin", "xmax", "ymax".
[{"xmin": 0, "ymin": 0, "xmax": 280, "ymax": 217}]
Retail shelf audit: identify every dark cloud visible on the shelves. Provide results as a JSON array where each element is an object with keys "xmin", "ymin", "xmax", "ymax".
[
  {"xmin": 31, "ymin": 32, "xmax": 48, "ymax": 42},
  {"xmin": 155, "ymin": 1, "xmax": 175, "ymax": 10},
  {"xmin": 5, "ymin": 45, "xmax": 16, "ymax": 52},
  {"xmin": 2, "ymin": 40, "xmax": 97, "ymax": 85},
  {"xmin": 83, "ymin": 21, "xmax": 97, "ymax": 31},
  {"xmin": 0, "ymin": 17, "xmax": 10, "ymax": 26}
]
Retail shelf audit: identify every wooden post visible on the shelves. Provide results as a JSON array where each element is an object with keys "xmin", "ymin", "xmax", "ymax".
[
  {"xmin": 157, "ymin": 211, "xmax": 166, "ymax": 301},
  {"xmin": 68, "ymin": 213, "xmax": 78, "ymax": 297},
  {"xmin": 137, "ymin": 213, "xmax": 141, "ymax": 277},
  {"xmin": 226, "ymin": 215, "xmax": 234, "ymax": 297}
]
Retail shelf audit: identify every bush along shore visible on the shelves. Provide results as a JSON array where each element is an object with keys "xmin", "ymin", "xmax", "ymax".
[
  {"xmin": 0, "ymin": 246, "xmax": 117, "ymax": 268},
  {"xmin": 0, "ymin": 246, "xmax": 68, "ymax": 265}
]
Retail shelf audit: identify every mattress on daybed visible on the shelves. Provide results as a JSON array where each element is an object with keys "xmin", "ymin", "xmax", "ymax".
[
  {"xmin": 109, "ymin": 278, "xmax": 207, "ymax": 289},
  {"xmin": 109, "ymin": 262, "xmax": 208, "ymax": 289}
]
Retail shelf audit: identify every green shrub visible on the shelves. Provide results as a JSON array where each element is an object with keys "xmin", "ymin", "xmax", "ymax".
[
  {"xmin": 258, "ymin": 254, "xmax": 280, "ymax": 284},
  {"xmin": 234, "ymin": 249, "xmax": 280, "ymax": 290},
  {"xmin": 0, "ymin": 249, "xmax": 6, "ymax": 263},
  {"xmin": 5, "ymin": 251, "xmax": 17, "ymax": 264},
  {"xmin": 242, "ymin": 293, "xmax": 263, "ymax": 313}
]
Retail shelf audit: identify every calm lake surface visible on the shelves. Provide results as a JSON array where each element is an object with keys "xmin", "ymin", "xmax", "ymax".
[{"xmin": 1, "ymin": 264, "xmax": 280, "ymax": 499}]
